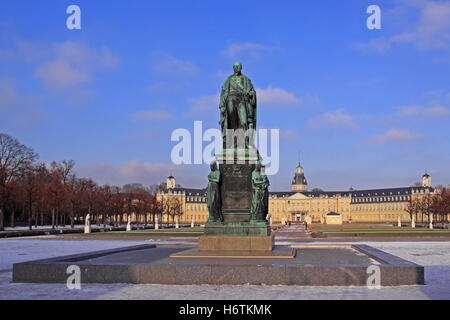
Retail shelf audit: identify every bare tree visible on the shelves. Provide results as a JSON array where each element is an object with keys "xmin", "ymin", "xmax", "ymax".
[
  {"xmin": 48, "ymin": 163, "xmax": 65, "ymax": 229},
  {"xmin": 67, "ymin": 174, "xmax": 78, "ymax": 229},
  {"xmin": 421, "ymin": 194, "xmax": 432, "ymax": 225},
  {"xmin": 111, "ymin": 186, "xmax": 124, "ymax": 226},
  {"xmin": 0, "ymin": 134, "xmax": 38, "ymax": 230},
  {"xmin": 99, "ymin": 185, "xmax": 113, "ymax": 227},
  {"xmin": 405, "ymin": 197, "xmax": 419, "ymax": 226},
  {"xmin": 123, "ymin": 189, "xmax": 137, "ymax": 228},
  {"xmin": 23, "ymin": 167, "xmax": 40, "ymax": 230}
]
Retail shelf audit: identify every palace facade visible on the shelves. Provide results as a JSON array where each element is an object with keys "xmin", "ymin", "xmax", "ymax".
[{"xmin": 157, "ymin": 161, "xmax": 436, "ymax": 225}]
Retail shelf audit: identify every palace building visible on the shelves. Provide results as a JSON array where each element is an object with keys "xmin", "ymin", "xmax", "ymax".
[{"xmin": 157, "ymin": 162, "xmax": 436, "ymax": 225}]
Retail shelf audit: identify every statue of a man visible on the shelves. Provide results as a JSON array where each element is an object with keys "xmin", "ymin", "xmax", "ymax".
[
  {"xmin": 250, "ymin": 162, "xmax": 270, "ymax": 222},
  {"xmin": 219, "ymin": 62, "xmax": 257, "ymax": 141},
  {"xmin": 207, "ymin": 160, "xmax": 222, "ymax": 222}
]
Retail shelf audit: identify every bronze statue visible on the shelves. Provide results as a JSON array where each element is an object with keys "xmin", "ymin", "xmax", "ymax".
[
  {"xmin": 206, "ymin": 160, "xmax": 222, "ymax": 222},
  {"xmin": 201, "ymin": 64, "xmax": 271, "ymax": 241},
  {"xmin": 250, "ymin": 162, "xmax": 270, "ymax": 222},
  {"xmin": 219, "ymin": 62, "xmax": 257, "ymax": 146}
]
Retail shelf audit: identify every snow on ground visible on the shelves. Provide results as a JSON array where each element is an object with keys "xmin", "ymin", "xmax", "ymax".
[{"xmin": 0, "ymin": 239, "xmax": 449, "ymax": 300}]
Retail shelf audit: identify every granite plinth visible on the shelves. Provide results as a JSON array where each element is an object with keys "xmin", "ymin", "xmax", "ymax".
[
  {"xmin": 13, "ymin": 244, "xmax": 425, "ymax": 286},
  {"xmin": 203, "ymin": 221, "xmax": 271, "ymax": 237},
  {"xmin": 198, "ymin": 235, "xmax": 273, "ymax": 252}
]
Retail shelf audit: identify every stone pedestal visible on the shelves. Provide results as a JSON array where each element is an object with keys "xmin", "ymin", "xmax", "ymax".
[
  {"xmin": 217, "ymin": 148, "xmax": 258, "ymax": 220},
  {"xmin": 198, "ymin": 235, "xmax": 273, "ymax": 252},
  {"xmin": 202, "ymin": 147, "xmax": 271, "ymax": 252},
  {"xmin": 204, "ymin": 221, "xmax": 270, "ymax": 237}
]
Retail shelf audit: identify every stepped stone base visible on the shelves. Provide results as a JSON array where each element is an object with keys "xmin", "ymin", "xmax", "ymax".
[{"xmin": 12, "ymin": 244, "xmax": 425, "ymax": 286}]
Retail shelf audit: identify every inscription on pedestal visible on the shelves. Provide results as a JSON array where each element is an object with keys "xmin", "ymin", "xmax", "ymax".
[{"xmin": 220, "ymin": 163, "xmax": 255, "ymax": 213}]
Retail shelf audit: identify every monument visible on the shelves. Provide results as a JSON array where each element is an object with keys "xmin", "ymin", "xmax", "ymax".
[
  {"xmin": 198, "ymin": 62, "xmax": 272, "ymax": 252},
  {"xmin": 11, "ymin": 63, "xmax": 425, "ymax": 287}
]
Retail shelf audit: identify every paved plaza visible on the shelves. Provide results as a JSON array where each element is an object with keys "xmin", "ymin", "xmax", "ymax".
[{"xmin": 1, "ymin": 226, "xmax": 449, "ymax": 300}]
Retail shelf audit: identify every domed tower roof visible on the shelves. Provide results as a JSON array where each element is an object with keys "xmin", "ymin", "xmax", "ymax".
[
  {"xmin": 292, "ymin": 172, "xmax": 307, "ymax": 185},
  {"xmin": 292, "ymin": 154, "xmax": 308, "ymax": 192},
  {"xmin": 166, "ymin": 172, "xmax": 176, "ymax": 189},
  {"xmin": 422, "ymin": 171, "xmax": 431, "ymax": 187}
]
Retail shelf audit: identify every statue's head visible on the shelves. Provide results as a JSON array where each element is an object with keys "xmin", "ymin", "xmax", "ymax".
[
  {"xmin": 255, "ymin": 161, "xmax": 261, "ymax": 172},
  {"xmin": 233, "ymin": 62, "xmax": 242, "ymax": 75},
  {"xmin": 210, "ymin": 160, "xmax": 217, "ymax": 171}
]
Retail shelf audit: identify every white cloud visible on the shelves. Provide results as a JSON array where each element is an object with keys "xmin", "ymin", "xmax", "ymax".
[
  {"xmin": 280, "ymin": 129, "xmax": 300, "ymax": 141},
  {"xmin": 99, "ymin": 46, "xmax": 119, "ymax": 68},
  {"xmin": 369, "ymin": 129, "xmax": 421, "ymax": 144},
  {"xmin": 130, "ymin": 110, "xmax": 175, "ymax": 122},
  {"xmin": 76, "ymin": 161, "xmax": 172, "ymax": 186},
  {"xmin": 398, "ymin": 105, "xmax": 422, "ymax": 116},
  {"xmin": 186, "ymin": 94, "xmax": 220, "ymax": 117},
  {"xmin": 186, "ymin": 86, "xmax": 306, "ymax": 118},
  {"xmin": 31, "ymin": 41, "xmax": 119, "ymax": 89},
  {"xmin": 35, "ymin": 60, "xmax": 90, "ymax": 89},
  {"xmin": 424, "ymin": 105, "xmax": 450, "ymax": 116},
  {"xmin": 308, "ymin": 109, "xmax": 356, "ymax": 129},
  {"xmin": 0, "ymin": 41, "xmax": 48, "ymax": 63},
  {"xmin": 398, "ymin": 104, "xmax": 450, "ymax": 117},
  {"xmin": 354, "ymin": 1, "xmax": 450, "ymax": 51},
  {"xmin": 0, "ymin": 41, "xmax": 120, "ymax": 90},
  {"xmin": 0, "ymin": 77, "xmax": 49, "ymax": 126},
  {"xmin": 76, "ymin": 160, "xmax": 206, "ymax": 187},
  {"xmin": 215, "ymin": 69, "xmax": 230, "ymax": 79},
  {"xmin": 153, "ymin": 54, "xmax": 198, "ymax": 77},
  {"xmin": 222, "ymin": 42, "xmax": 275, "ymax": 59},
  {"xmin": 256, "ymin": 85, "xmax": 302, "ymax": 107},
  {"xmin": 0, "ymin": 77, "xmax": 17, "ymax": 109}
]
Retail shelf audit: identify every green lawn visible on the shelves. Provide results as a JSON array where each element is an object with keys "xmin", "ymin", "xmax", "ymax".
[
  {"xmin": 83, "ymin": 227, "xmax": 205, "ymax": 237},
  {"xmin": 309, "ymin": 224, "xmax": 450, "ymax": 237}
]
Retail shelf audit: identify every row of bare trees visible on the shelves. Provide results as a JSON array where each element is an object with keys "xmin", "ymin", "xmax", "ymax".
[
  {"xmin": 0, "ymin": 133, "xmax": 183, "ymax": 231},
  {"xmin": 405, "ymin": 189, "xmax": 450, "ymax": 225}
]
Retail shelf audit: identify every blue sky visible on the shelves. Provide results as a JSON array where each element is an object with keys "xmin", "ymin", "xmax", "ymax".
[{"xmin": 1, "ymin": 0, "xmax": 449, "ymax": 191}]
